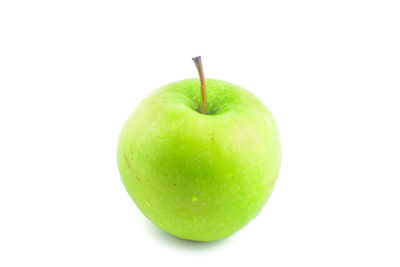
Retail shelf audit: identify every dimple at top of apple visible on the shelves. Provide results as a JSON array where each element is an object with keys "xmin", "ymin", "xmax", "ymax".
[{"xmin": 117, "ymin": 78, "xmax": 281, "ymax": 242}]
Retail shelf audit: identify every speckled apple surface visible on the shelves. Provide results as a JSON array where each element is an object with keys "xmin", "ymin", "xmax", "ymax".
[{"xmin": 117, "ymin": 79, "xmax": 281, "ymax": 242}]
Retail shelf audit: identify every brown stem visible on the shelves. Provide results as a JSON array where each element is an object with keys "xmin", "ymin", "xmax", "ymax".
[{"xmin": 192, "ymin": 56, "xmax": 207, "ymax": 114}]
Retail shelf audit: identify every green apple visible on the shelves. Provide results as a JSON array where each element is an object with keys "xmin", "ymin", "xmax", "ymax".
[{"xmin": 117, "ymin": 60, "xmax": 281, "ymax": 242}]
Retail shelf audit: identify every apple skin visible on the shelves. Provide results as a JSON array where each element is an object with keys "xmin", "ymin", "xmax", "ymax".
[{"xmin": 117, "ymin": 78, "xmax": 281, "ymax": 242}]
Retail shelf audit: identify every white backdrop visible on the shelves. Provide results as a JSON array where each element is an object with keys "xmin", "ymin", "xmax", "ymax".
[{"xmin": 1, "ymin": 0, "xmax": 399, "ymax": 266}]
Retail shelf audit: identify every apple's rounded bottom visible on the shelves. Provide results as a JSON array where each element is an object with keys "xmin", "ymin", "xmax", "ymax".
[{"xmin": 154, "ymin": 223, "xmax": 240, "ymax": 242}]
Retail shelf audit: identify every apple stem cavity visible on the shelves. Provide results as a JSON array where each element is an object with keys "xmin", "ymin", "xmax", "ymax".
[{"xmin": 192, "ymin": 56, "xmax": 207, "ymax": 114}]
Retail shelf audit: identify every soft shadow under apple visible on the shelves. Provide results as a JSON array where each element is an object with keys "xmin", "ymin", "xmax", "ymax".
[{"xmin": 145, "ymin": 222, "xmax": 232, "ymax": 250}]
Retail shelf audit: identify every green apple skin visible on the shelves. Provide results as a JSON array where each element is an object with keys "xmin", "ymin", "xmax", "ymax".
[{"xmin": 117, "ymin": 78, "xmax": 281, "ymax": 242}]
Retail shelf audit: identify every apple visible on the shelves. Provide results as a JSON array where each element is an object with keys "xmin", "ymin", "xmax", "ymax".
[{"xmin": 117, "ymin": 57, "xmax": 281, "ymax": 241}]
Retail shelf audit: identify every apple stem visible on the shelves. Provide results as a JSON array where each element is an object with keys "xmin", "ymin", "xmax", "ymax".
[{"xmin": 192, "ymin": 56, "xmax": 207, "ymax": 114}]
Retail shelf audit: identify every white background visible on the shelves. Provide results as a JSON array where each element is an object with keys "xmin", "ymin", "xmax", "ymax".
[{"xmin": 1, "ymin": 0, "xmax": 399, "ymax": 266}]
